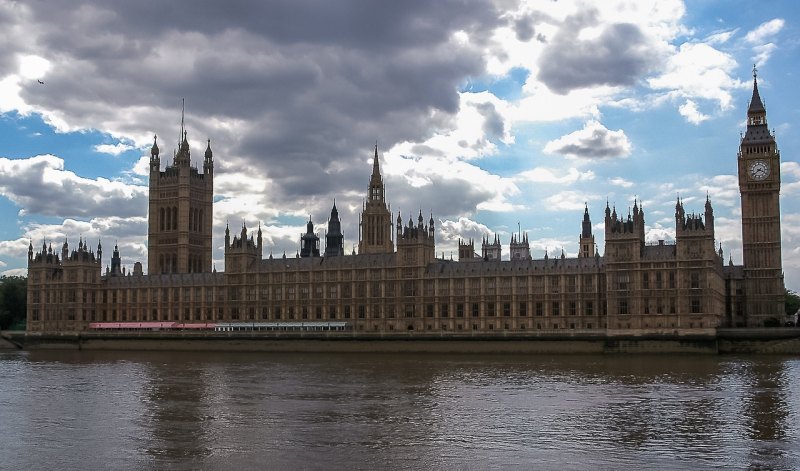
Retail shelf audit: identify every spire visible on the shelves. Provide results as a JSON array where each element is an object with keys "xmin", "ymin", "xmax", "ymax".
[
  {"xmin": 205, "ymin": 138, "xmax": 213, "ymax": 160},
  {"xmin": 581, "ymin": 203, "xmax": 592, "ymax": 238},
  {"xmin": 179, "ymin": 98, "xmax": 185, "ymax": 146},
  {"xmin": 748, "ymin": 64, "xmax": 766, "ymax": 115},
  {"xmin": 151, "ymin": 134, "xmax": 159, "ymax": 157},
  {"xmin": 372, "ymin": 142, "xmax": 380, "ymax": 178}
]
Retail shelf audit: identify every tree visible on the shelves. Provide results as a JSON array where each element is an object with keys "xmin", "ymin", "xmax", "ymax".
[
  {"xmin": 0, "ymin": 276, "xmax": 27, "ymax": 330},
  {"xmin": 787, "ymin": 289, "xmax": 800, "ymax": 324}
]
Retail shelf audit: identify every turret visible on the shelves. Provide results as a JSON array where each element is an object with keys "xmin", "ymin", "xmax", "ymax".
[
  {"xmin": 300, "ymin": 217, "xmax": 321, "ymax": 258},
  {"xmin": 150, "ymin": 135, "xmax": 160, "ymax": 173},
  {"xmin": 704, "ymin": 194, "xmax": 714, "ymax": 229},
  {"xmin": 204, "ymin": 138, "xmax": 214, "ymax": 175},
  {"xmin": 110, "ymin": 243, "xmax": 122, "ymax": 276}
]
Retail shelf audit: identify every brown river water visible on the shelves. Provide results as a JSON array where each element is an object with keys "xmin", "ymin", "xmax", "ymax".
[{"xmin": 0, "ymin": 350, "xmax": 798, "ymax": 470}]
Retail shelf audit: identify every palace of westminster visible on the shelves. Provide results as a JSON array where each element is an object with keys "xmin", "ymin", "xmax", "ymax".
[{"xmin": 25, "ymin": 72, "xmax": 787, "ymax": 334}]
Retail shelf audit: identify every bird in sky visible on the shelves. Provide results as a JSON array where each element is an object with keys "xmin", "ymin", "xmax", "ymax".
[{"xmin": 37, "ymin": 79, "xmax": 44, "ymax": 85}]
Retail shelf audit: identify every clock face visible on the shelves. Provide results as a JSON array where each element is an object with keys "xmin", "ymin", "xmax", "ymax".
[{"xmin": 749, "ymin": 159, "xmax": 770, "ymax": 181}]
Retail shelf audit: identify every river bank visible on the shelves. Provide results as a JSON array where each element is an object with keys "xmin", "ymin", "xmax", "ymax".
[{"xmin": 4, "ymin": 328, "xmax": 800, "ymax": 354}]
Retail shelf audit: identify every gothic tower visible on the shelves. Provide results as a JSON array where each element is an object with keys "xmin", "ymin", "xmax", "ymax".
[
  {"xmin": 578, "ymin": 204, "xmax": 596, "ymax": 258},
  {"xmin": 324, "ymin": 201, "xmax": 345, "ymax": 257},
  {"xmin": 358, "ymin": 145, "xmax": 393, "ymax": 254},
  {"xmin": 737, "ymin": 67, "xmax": 784, "ymax": 325},
  {"xmin": 148, "ymin": 107, "xmax": 214, "ymax": 274}
]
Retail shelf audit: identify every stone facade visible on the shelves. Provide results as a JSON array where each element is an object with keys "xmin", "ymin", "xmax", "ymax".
[{"xmin": 26, "ymin": 75, "xmax": 787, "ymax": 334}]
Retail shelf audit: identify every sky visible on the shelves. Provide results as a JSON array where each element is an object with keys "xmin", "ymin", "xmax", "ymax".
[{"xmin": 0, "ymin": 0, "xmax": 799, "ymax": 290}]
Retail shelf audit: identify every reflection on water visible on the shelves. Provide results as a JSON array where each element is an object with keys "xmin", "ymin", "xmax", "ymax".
[{"xmin": 0, "ymin": 351, "xmax": 798, "ymax": 470}]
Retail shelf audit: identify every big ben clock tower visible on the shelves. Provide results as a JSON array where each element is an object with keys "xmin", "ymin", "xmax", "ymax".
[{"xmin": 738, "ymin": 67, "xmax": 785, "ymax": 326}]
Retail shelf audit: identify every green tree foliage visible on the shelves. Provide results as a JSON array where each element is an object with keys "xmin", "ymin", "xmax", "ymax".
[
  {"xmin": 0, "ymin": 276, "xmax": 27, "ymax": 330},
  {"xmin": 786, "ymin": 289, "xmax": 800, "ymax": 320}
]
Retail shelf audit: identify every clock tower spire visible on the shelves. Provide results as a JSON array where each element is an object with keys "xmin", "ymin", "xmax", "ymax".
[{"xmin": 737, "ymin": 66, "xmax": 784, "ymax": 326}]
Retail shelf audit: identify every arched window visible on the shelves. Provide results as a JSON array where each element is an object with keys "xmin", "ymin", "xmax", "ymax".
[
  {"xmin": 160, "ymin": 208, "xmax": 165, "ymax": 231},
  {"xmin": 199, "ymin": 210, "xmax": 204, "ymax": 232},
  {"xmin": 172, "ymin": 207, "xmax": 178, "ymax": 230}
]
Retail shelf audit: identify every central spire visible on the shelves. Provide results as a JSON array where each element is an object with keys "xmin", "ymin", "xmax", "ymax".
[
  {"xmin": 372, "ymin": 142, "xmax": 380, "ymax": 177},
  {"xmin": 368, "ymin": 144, "xmax": 385, "ymax": 203}
]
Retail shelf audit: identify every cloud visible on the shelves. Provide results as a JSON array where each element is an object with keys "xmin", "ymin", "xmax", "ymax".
[
  {"xmin": 543, "ymin": 120, "xmax": 631, "ymax": 159},
  {"xmin": 698, "ymin": 174, "xmax": 739, "ymax": 207},
  {"xmin": 543, "ymin": 190, "xmax": 597, "ymax": 212},
  {"xmin": 647, "ymin": 42, "xmax": 742, "ymax": 113},
  {"xmin": 0, "ymin": 155, "xmax": 147, "ymax": 218},
  {"xmin": 752, "ymin": 43, "xmax": 777, "ymax": 68},
  {"xmin": 94, "ymin": 142, "xmax": 135, "ymax": 155},
  {"xmin": 705, "ymin": 29, "xmax": 738, "ymax": 45},
  {"xmin": 678, "ymin": 99, "xmax": 709, "ymax": 124},
  {"xmin": 744, "ymin": 19, "xmax": 784, "ymax": 44},
  {"xmin": 438, "ymin": 217, "xmax": 493, "ymax": 243},
  {"xmin": 537, "ymin": 10, "xmax": 663, "ymax": 94},
  {"xmin": 517, "ymin": 167, "xmax": 595, "ymax": 184},
  {"xmin": 609, "ymin": 177, "xmax": 634, "ymax": 188}
]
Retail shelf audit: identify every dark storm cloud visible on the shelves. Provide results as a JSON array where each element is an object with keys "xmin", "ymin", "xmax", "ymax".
[
  {"xmin": 513, "ymin": 13, "xmax": 547, "ymax": 43},
  {"xmin": 537, "ymin": 10, "xmax": 656, "ymax": 94},
  {"xmin": 474, "ymin": 102, "xmax": 505, "ymax": 139},
  {"xmin": 544, "ymin": 121, "xmax": 631, "ymax": 159},
  {"xmin": 14, "ymin": 0, "xmax": 499, "ymax": 205}
]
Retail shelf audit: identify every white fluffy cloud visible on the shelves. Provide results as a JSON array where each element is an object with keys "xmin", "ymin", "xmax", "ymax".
[
  {"xmin": 0, "ymin": 155, "xmax": 147, "ymax": 218},
  {"xmin": 648, "ymin": 42, "xmax": 743, "ymax": 113},
  {"xmin": 744, "ymin": 19, "xmax": 784, "ymax": 44},
  {"xmin": 678, "ymin": 99, "xmax": 710, "ymax": 124}
]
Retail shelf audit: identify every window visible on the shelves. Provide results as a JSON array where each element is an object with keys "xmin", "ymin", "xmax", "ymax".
[
  {"xmin": 691, "ymin": 298, "xmax": 701, "ymax": 313},
  {"xmin": 585, "ymin": 301, "xmax": 593, "ymax": 316},
  {"xmin": 502, "ymin": 303, "xmax": 511, "ymax": 317},
  {"xmin": 441, "ymin": 304, "xmax": 449, "ymax": 318},
  {"xmin": 618, "ymin": 274, "xmax": 629, "ymax": 290},
  {"xmin": 472, "ymin": 303, "xmax": 480, "ymax": 317},
  {"xmin": 642, "ymin": 273, "xmax": 649, "ymax": 289},
  {"xmin": 690, "ymin": 272, "xmax": 700, "ymax": 289},
  {"xmin": 569, "ymin": 301, "xmax": 576, "ymax": 316},
  {"xmin": 535, "ymin": 302, "xmax": 543, "ymax": 316},
  {"xmin": 552, "ymin": 301, "xmax": 560, "ymax": 316},
  {"xmin": 619, "ymin": 299, "xmax": 628, "ymax": 315},
  {"xmin": 519, "ymin": 302, "xmax": 527, "ymax": 317},
  {"xmin": 549, "ymin": 276, "xmax": 560, "ymax": 293},
  {"xmin": 456, "ymin": 303, "xmax": 464, "ymax": 318}
]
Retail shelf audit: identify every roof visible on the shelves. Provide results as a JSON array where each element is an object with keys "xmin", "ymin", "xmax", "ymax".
[{"xmin": 427, "ymin": 256, "xmax": 604, "ymax": 276}]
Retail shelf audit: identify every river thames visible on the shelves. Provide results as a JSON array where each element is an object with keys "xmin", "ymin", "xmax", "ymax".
[{"xmin": 0, "ymin": 351, "xmax": 797, "ymax": 470}]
